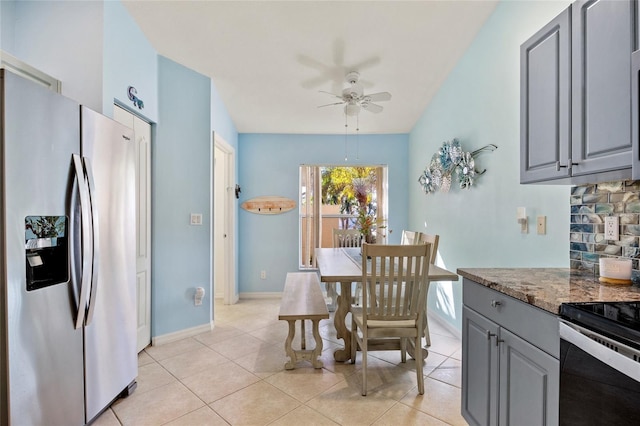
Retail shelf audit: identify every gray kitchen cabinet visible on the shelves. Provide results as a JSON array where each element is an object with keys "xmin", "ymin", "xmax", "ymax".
[
  {"xmin": 521, "ymin": 0, "xmax": 637, "ymax": 184},
  {"xmin": 462, "ymin": 279, "xmax": 559, "ymax": 426},
  {"xmin": 462, "ymin": 306, "xmax": 499, "ymax": 425},
  {"xmin": 520, "ymin": 7, "xmax": 571, "ymax": 183}
]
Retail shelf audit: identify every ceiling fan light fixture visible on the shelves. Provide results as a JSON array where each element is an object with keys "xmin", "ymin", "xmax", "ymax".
[
  {"xmin": 350, "ymin": 82, "xmax": 364, "ymax": 98},
  {"xmin": 345, "ymin": 103, "xmax": 360, "ymax": 116}
]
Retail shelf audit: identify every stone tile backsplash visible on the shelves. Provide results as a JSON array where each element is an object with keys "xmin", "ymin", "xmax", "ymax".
[{"xmin": 570, "ymin": 180, "xmax": 640, "ymax": 282}]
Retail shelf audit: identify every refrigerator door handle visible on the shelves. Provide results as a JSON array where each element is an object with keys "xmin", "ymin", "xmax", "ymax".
[
  {"xmin": 83, "ymin": 156, "xmax": 100, "ymax": 326},
  {"xmin": 72, "ymin": 154, "xmax": 92, "ymax": 329}
]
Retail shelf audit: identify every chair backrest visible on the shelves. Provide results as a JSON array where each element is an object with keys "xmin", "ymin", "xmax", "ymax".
[
  {"xmin": 418, "ymin": 233, "xmax": 439, "ymax": 264},
  {"xmin": 361, "ymin": 243, "xmax": 431, "ymax": 322},
  {"xmin": 333, "ymin": 228, "xmax": 362, "ymax": 248},
  {"xmin": 400, "ymin": 230, "xmax": 422, "ymax": 246}
]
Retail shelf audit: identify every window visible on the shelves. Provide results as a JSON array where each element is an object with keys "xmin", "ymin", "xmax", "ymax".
[{"xmin": 299, "ymin": 165, "xmax": 387, "ymax": 268}]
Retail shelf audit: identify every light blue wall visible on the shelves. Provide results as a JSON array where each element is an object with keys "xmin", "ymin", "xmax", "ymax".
[
  {"xmin": 1, "ymin": 0, "xmax": 160, "ymax": 121},
  {"xmin": 103, "ymin": 1, "xmax": 158, "ymax": 122},
  {"xmin": 0, "ymin": 1, "xmax": 16, "ymax": 52},
  {"xmin": 154, "ymin": 56, "xmax": 212, "ymax": 336},
  {"xmin": 238, "ymin": 133, "xmax": 409, "ymax": 294},
  {"xmin": 6, "ymin": 0, "xmax": 104, "ymax": 112},
  {"xmin": 211, "ymin": 82, "xmax": 238, "ymax": 150},
  {"xmin": 408, "ymin": 0, "xmax": 572, "ymax": 331}
]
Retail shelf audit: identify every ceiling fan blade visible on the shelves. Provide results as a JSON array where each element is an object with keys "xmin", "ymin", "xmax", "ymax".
[
  {"xmin": 332, "ymin": 38, "xmax": 345, "ymax": 67},
  {"xmin": 297, "ymin": 54, "xmax": 330, "ymax": 72},
  {"xmin": 361, "ymin": 103, "xmax": 383, "ymax": 113},
  {"xmin": 302, "ymin": 75, "xmax": 331, "ymax": 89},
  {"xmin": 319, "ymin": 90, "xmax": 344, "ymax": 100},
  {"xmin": 349, "ymin": 56, "xmax": 381, "ymax": 72},
  {"xmin": 364, "ymin": 92, "xmax": 392, "ymax": 102},
  {"xmin": 317, "ymin": 102, "xmax": 345, "ymax": 108}
]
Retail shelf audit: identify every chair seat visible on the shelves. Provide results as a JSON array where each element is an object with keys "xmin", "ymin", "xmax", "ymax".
[{"xmin": 352, "ymin": 313, "xmax": 417, "ymax": 329}]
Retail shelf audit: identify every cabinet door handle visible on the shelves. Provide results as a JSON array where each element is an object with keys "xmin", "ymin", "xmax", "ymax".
[
  {"xmin": 556, "ymin": 160, "xmax": 578, "ymax": 172},
  {"xmin": 486, "ymin": 330, "xmax": 503, "ymax": 346},
  {"xmin": 490, "ymin": 300, "xmax": 502, "ymax": 308}
]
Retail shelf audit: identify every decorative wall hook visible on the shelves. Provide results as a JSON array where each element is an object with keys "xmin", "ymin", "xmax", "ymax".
[
  {"xmin": 235, "ymin": 184, "xmax": 242, "ymax": 199},
  {"xmin": 418, "ymin": 139, "xmax": 497, "ymax": 194}
]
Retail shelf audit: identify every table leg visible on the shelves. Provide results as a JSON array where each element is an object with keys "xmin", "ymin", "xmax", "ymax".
[{"xmin": 333, "ymin": 281, "xmax": 352, "ymax": 362}]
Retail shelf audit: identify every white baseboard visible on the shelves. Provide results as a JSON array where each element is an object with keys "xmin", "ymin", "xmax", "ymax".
[
  {"xmin": 428, "ymin": 311, "xmax": 462, "ymax": 340},
  {"xmin": 151, "ymin": 321, "xmax": 214, "ymax": 347}
]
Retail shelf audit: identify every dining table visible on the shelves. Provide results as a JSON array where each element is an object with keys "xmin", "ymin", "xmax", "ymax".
[{"xmin": 315, "ymin": 246, "xmax": 459, "ymax": 362}]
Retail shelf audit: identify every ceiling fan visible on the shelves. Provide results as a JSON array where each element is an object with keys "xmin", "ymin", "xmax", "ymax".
[{"xmin": 318, "ymin": 71, "xmax": 391, "ymax": 116}]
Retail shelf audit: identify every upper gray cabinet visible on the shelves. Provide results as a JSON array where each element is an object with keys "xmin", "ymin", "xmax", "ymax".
[
  {"xmin": 521, "ymin": 0, "xmax": 638, "ymax": 184},
  {"xmin": 520, "ymin": 7, "xmax": 571, "ymax": 183}
]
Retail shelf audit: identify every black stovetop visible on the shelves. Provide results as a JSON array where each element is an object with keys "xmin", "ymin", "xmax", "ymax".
[{"xmin": 560, "ymin": 301, "xmax": 640, "ymax": 350}]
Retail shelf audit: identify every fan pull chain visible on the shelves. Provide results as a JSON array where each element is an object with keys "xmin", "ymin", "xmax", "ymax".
[
  {"xmin": 356, "ymin": 113, "xmax": 360, "ymax": 161},
  {"xmin": 344, "ymin": 112, "xmax": 348, "ymax": 162}
]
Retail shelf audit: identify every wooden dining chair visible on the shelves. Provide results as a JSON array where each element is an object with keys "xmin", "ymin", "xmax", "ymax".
[
  {"xmin": 326, "ymin": 229, "xmax": 363, "ymax": 310},
  {"xmin": 417, "ymin": 233, "xmax": 439, "ymax": 346},
  {"xmin": 418, "ymin": 233, "xmax": 439, "ymax": 264},
  {"xmin": 400, "ymin": 230, "xmax": 422, "ymax": 245},
  {"xmin": 351, "ymin": 243, "xmax": 431, "ymax": 396},
  {"xmin": 333, "ymin": 228, "xmax": 362, "ymax": 248}
]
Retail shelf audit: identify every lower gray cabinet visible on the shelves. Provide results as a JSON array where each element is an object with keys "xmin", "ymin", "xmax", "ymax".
[
  {"xmin": 462, "ymin": 279, "xmax": 559, "ymax": 426},
  {"xmin": 463, "ymin": 306, "xmax": 499, "ymax": 425},
  {"xmin": 498, "ymin": 328, "xmax": 559, "ymax": 425}
]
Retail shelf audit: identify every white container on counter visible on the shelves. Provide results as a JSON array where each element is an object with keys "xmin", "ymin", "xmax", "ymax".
[{"xmin": 599, "ymin": 258, "xmax": 632, "ymax": 284}]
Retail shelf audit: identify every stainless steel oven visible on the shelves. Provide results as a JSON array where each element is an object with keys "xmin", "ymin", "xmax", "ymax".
[{"xmin": 559, "ymin": 302, "xmax": 640, "ymax": 425}]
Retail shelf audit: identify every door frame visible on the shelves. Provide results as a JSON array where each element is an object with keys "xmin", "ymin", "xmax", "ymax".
[{"xmin": 212, "ymin": 132, "xmax": 238, "ymax": 305}]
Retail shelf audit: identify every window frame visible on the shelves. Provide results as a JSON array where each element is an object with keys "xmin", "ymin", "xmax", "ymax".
[{"xmin": 299, "ymin": 164, "xmax": 388, "ymax": 269}]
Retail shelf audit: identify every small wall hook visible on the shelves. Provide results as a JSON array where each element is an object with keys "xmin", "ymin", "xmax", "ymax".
[{"xmin": 235, "ymin": 184, "xmax": 241, "ymax": 199}]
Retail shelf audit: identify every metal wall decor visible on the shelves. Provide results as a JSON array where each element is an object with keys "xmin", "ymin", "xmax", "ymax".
[
  {"xmin": 418, "ymin": 138, "xmax": 497, "ymax": 194},
  {"xmin": 127, "ymin": 86, "xmax": 144, "ymax": 109}
]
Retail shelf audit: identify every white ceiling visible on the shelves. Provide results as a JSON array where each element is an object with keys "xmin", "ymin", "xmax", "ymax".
[{"xmin": 123, "ymin": 1, "xmax": 499, "ymax": 135}]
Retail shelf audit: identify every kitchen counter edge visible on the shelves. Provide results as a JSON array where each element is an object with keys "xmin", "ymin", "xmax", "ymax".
[{"xmin": 456, "ymin": 267, "xmax": 640, "ymax": 314}]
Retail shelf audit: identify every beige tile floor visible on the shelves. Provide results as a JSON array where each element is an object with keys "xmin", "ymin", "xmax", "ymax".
[{"xmin": 94, "ymin": 297, "xmax": 467, "ymax": 426}]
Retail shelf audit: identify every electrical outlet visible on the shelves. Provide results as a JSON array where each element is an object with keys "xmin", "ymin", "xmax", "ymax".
[
  {"xmin": 194, "ymin": 287, "xmax": 205, "ymax": 306},
  {"xmin": 260, "ymin": 270, "xmax": 266, "ymax": 279},
  {"xmin": 605, "ymin": 216, "xmax": 619, "ymax": 240}
]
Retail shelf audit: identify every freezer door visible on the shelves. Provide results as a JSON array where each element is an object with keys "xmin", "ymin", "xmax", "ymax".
[
  {"xmin": 80, "ymin": 107, "xmax": 137, "ymax": 422},
  {"xmin": 1, "ymin": 70, "xmax": 85, "ymax": 425}
]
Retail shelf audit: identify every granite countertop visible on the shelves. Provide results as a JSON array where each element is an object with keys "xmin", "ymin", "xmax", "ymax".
[{"xmin": 457, "ymin": 268, "xmax": 640, "ymax": 315}]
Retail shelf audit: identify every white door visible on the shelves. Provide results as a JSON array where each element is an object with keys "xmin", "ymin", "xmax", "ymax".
[
  {"xmin": 214, "ymin": 145, "xmax": 226, "ymax": 299},
  {"xmin": 213, "ymin": 133, "xmax": 238, "ymax": 305},
  {"xmin": 114, "ymin": 105, "xmax": 152, "ymax": 352}
]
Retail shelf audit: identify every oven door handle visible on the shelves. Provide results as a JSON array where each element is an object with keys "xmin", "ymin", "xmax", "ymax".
[{"xmin": 559, "ymin": 320, "xmax": 640, "ymax": 382}]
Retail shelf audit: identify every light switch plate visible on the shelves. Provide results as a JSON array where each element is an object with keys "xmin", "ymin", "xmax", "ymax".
[
  {"xmin": 536, "ymin": 216, "xmax": 546, "ymax": 235},
  {"xmin": 190, "ymin": 213, "xmax": 203, "ymax": 226},
  {"xmin": 605, "ymin": 216, "xmax": 619, "ymax": 240}
]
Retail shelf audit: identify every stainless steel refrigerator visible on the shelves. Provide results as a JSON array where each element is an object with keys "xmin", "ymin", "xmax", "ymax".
[{"xmin": 0, "ymin": 69, "xmax": 137, "ymax": 425}]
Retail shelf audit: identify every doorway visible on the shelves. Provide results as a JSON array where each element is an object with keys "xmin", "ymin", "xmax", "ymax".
[
  {"xmin": 213, "ymin": 133, "xmax": 238, "ymax": 305},
  {"xmin": 113, "ymin": 105, "xmax": 152, "ymax": 352}
]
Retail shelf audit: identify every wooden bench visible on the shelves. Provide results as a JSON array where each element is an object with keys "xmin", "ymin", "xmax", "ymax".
[{"xmin": 278, "ymin": 272, "xmax": 329, "ymax": 369}]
